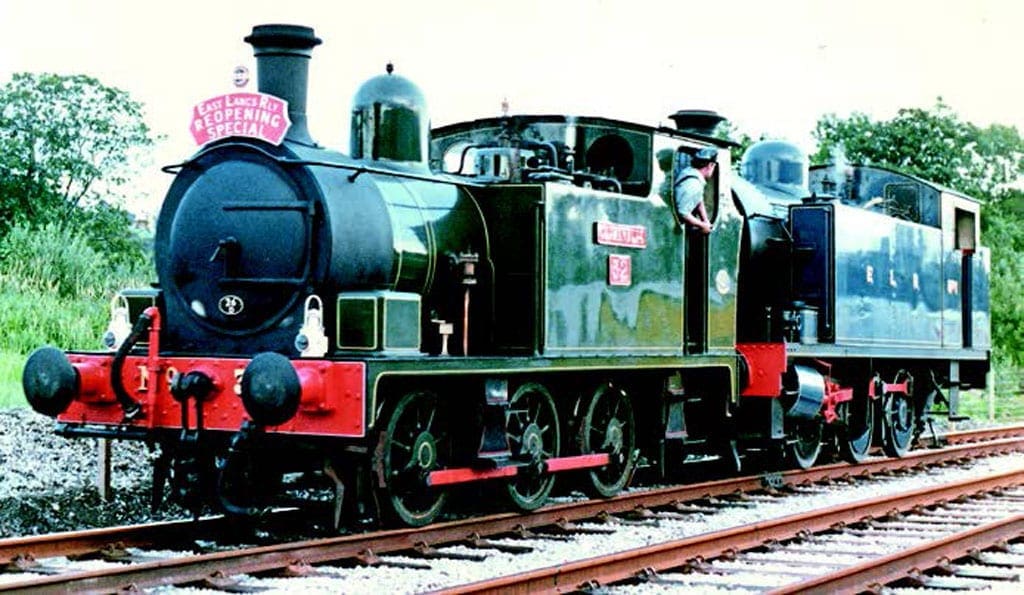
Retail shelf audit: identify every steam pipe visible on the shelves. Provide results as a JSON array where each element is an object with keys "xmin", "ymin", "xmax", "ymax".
[{"xmin": 109, "ymin": 309, "xmax": 158, "ymax": 420}]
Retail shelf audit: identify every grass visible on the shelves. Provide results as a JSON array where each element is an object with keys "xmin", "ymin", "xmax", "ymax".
[
  {"xmin": 0, "ymin": 352, "xmax": 26, "ymax": 409},
  {"xmin": 959, "ymin": 374, "xmax": 1024, "ymax": 423}
]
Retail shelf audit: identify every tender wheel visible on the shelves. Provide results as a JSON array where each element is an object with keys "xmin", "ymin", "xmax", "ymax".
[
  {"xmin": 788, "ymin": 419, "xmax": 823, "ymax": 470},
  {"xmin": 375, "ymin": 390, "xmax": 448, "ymax": 526},
  {"xmin": 881, "ymin": 371, "xmax": 914, "ymax": 458},
  {"xmin": 577, "ymin": 382, "xmax": 636, "ymax": 498},
  {"xmin": 505, "ymin": 382, "xmax": 560, "ymax": 511},
  {"xmin": 837, "ymin": 393, "xmax": 875, "ymax": 464}
]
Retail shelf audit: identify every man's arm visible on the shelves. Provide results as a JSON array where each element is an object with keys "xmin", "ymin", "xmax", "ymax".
[
  {"xmin": 695, "ymin": 201, "xmax": 711, "ymax": 232},
  {"xmin": 681, "ymin": 210, "xmax": 712, "ymax": 233}
]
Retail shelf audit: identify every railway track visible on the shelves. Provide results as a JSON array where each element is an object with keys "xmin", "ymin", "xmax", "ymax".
[
  {"xmin": 2, "ymin": 425, "xmax": 1023, "ymax": 593},
  {"xmin": 768, "ymin": 508, "xmax": 1024, "ymax": 594},
  {"xmin": 443, "ymin": 467, "xmax": 1024, "ymax": 593}
]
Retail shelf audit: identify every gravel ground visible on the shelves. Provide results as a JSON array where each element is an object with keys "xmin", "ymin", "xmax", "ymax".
[{"xmin": 0, "ymin": 408, "xmax": 186, "ymax": 537}]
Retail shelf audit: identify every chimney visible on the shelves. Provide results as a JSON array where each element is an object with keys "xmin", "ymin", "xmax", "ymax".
[
  {"xmin": 244, "ymin": 24, "xmax": 322, "ymax": 145},
  {"xmin": 669, "ymin": 109, "xmax": 726, "ymax": 136}
]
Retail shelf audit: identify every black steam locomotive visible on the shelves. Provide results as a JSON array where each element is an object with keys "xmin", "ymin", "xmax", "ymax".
[{"xmin": 22, "ymin": 24, "xmax": 990, "ymax": 527}]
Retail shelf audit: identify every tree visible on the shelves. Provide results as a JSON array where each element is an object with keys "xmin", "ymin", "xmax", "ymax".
[
  {"xmin": 811, "ymin": 101, "xmax": 1024, "ymax": 365},
  {"xmin": 712, "ymin": 120, "xmax": 755, "ymax": 169},
  {"xmin": 978, "ymin": 190, "xmax": 1024, "ymax": 367},
  {"xmin": 811, "ymin": 99, "xmax": 1024, "ymax": 202},
  {"xmin": 0, "ymin": 73, "xmax": 156, "ymax": 228}
]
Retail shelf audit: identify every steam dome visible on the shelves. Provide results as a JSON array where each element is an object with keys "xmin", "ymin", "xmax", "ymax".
[
  {"xmin": 350, "ymin": 64, "xmax": 429, "ymax": 168},
  {"xmin": 740, "ymin": 140, "xmax": 809, "ymax": 197}
]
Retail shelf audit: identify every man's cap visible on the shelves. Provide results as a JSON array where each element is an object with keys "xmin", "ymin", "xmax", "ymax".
[{"xmin": 693, "ymin": 147, "xmax": 718, "ymax": 164}]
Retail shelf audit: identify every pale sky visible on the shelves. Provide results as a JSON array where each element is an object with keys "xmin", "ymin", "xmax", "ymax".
[{"xmin": 1, "ymin": 0, "xmax": 1021, "ymax": 216}]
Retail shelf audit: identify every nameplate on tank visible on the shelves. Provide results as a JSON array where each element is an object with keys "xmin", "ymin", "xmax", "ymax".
[
  {"xmin": 594, "ymin": 221, "xmax": 647, "ymax": 249},
  {"xmin": 608, "ymin": 254, "xmax": 632, "ymax": 287},
  {"xmin": 190, "ymin": 92, "xmax": 291, "ymax": 146}
]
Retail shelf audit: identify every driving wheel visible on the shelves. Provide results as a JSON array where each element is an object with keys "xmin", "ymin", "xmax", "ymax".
[
  {"xmin": 577, "ymin": 382, "xmax": 636, "ymax": 498},
  {"xmin": 505, "ymin": 382, "xmax": 560, "ymax": 511},
  {"xmin": 375, "ymin": 390, "xmax": 448, "ymax": 526}
]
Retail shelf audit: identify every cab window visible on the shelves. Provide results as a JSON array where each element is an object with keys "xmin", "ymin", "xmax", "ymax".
[{"xmin": 672, "ymin": 148, "xmax": 719, "ymax": 224}]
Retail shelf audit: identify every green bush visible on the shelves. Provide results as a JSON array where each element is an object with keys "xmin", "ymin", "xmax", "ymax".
[
  {"xmin": 4, "ymin": 222, "xmax": 114, "ymax": 299},
  {"xmin": 70, "ymin": 203, "xmax": 150, "ymax": 267},
  {"xmin": 0, "ymin": 222, "xmax": 150, "ymax": 352}
]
